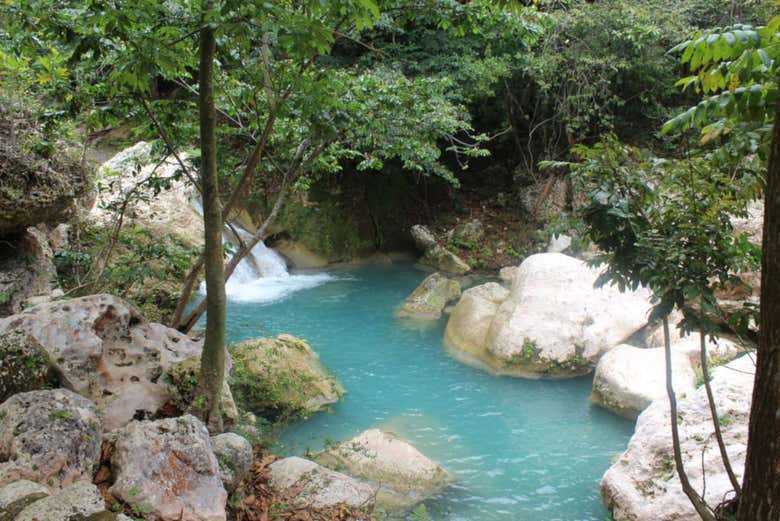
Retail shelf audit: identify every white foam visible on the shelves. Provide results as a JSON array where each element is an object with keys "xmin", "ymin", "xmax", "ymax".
[{"xmin": 224, "ymin": 273, "xmax": 335, "ymax": 303}]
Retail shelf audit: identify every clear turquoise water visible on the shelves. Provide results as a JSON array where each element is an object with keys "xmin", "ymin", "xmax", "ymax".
[{"xmin": 224, "ymin": 263, "xmax": 634, "ymax": 521}]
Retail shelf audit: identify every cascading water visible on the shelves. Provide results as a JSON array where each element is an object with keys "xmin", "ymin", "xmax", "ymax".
[{"xmin": 191, "ymin": 200, "xmax": 333, "ymax": 304}]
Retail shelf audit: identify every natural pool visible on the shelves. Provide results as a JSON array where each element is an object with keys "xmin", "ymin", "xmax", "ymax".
[{"xmin": 224, "ymin": 263, "xmax": 634, "ymax": 521}]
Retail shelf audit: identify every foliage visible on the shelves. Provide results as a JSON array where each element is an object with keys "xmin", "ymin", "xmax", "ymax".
[
  {"xmin": 662, "ymin": 13, "xmax": 780, "ymax": 161},
  {"xmin": 547, "ymin": 135, "xmax": 762, "ymax": 334}
]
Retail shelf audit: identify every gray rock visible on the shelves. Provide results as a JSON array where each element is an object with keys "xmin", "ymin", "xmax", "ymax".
[
  {"xmin": 163, "ymin": 356, "xmax": 238, "ymax": 426},
  {"xmin": 0, "ymin": 330, "xmax": 52, "ymax": 403},
  {"xmin": 0, "ymin": 227, "xmax": 59, "ymax": 318},
  {"xmin": 410, "ymin": 225, "xmax": 437, "ymax": 252},
  {"xmin": 14, "ymin": 481, "xmax": 104, "ymax": 521},
  {"xmin": 0, "ymin": 389, "xmax": 101, "ymax": 491},
  {"xmin": 421, "ymin": 246, "xmax": 471, "ymax": 275},
  {"xmin": 0, "ymin": 480, "xmax": 49, "ymax": 521},
  {"xmin": 397, "ymin": 273, "xmax": 461, "ymax": 320},
  {"xmin": 211, "ymin": 433, "xmax": 253, "ymax": 492},
  {"xmin": 450, "ymin": 219, "xmax": 484, "ymax": 244},
  {"xmin": 0, "ymin": 294, "xmax": 202, "ymax": 431},
  {"xmin": 269, "ymin": 457, "xmax": 376, "ymax": 510},
  {"xmin": 109, "ymin": 415, "xmax": 226, "ymax": 521}
]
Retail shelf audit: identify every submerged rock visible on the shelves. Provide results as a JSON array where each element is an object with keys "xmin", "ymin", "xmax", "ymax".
[
  {"xmin": 0, "ymin": 389, "xmax": 102, "ymax": 491},
  {"xmin": 268, "ymin": 457, "xmax": 376, "ymax": 510},
  {"xmin": 398, "ymin": 273, "xmax": 461, "ymax": 320},
  {"xmin": 0, "ymin": 480, "xmax": 49, "ymax": 521},
  {"xmin": 0, "ymin": 294, "xmax": 202, "ymax": 430},
  {"xmin": 601, "ymin": 355, "xmax": 754, "ymax": 521},
  {"xmin": 229, "ymin": 335, "xmax": 345, "ymax": 419},
  {"xmin": 447, "ymin": 253, "xmax": 653, "ymax": 377},
  {"xmin": 109, "ymin": 415, "xmax": 226, "ymax": 521},
  {"xmin": 315, "ymin": 429, "xmax": 450, "ymax": 511},
  {"xmin": 591, "ymin": 345, "xmax": 696, "ymax": 419},
  {"xmin": 211, "ymin": 433, "xmax": 253, "ymax": 493},
  {"xmin": 0, "ymin": 330, "xmax": 52, "ymax": 403}
]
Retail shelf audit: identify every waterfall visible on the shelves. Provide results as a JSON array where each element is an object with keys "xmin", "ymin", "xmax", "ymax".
[{"xmin": 191, "ymin": 200, "xmax": 333, "ymax": 304}]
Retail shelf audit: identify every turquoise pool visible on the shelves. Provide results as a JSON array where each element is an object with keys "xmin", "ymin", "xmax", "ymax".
[{"xmin": 224, "ymin": 263, "xmax": 633, "ymax": 521}]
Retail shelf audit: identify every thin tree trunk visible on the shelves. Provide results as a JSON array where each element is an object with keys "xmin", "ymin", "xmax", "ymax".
[
  {"xmin": 195, "ymin": 0, "xmax": 226, "ymax": 433},
  {"xmin": 663, "ymin": 318, "xmax": 716, "ymax": 521},
  {"xmin": 699, "ymin": 331, "xmax": 741, "ymax": 495},
  {"xmin": 736, "ymin": 83, "xmax": 780, "ymax": 521}
]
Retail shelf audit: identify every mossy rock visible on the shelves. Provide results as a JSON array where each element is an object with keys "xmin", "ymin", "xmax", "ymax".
[
  {"xmin": 0, "ymin": 330, "xmax": 55, "ymax": 402},
  {"xmin": 163, "ymin": 356, "xmax": 239, "ymax": 424},
  {"xmin": 397, "ymin": 273, "xmax": 461, "ymax": 320},
  {"xmin": 229, "ymin": 335, "xmax": 345, "ymax": 420}
]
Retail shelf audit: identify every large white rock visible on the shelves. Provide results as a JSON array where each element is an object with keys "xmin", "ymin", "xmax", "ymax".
[
  {"xmin": 92, "ymin": 142, "xmax": 203, "ymax": 247},
  {"xmin": 447, "ymin": 253, "xmax": 653, "ymax": 377},
  {"xmin": 268, "ymin": 457, "xmax": 376, "ymax": 510},
  {"xmin": 0, "ymin": 389, "xmax": 102, "ymax": 491},
  {"xmin": 591, "ymin": 345, "xmax": 696, "ymax": 418},
  {"xmin": 601, "ymin": 355, "xmax": 755, "ymax": 521},
  {"xmin": 0, "ymin": 294, "xmax": 202, "ymax": 431},
  {"xmin": 315, "ymin": 429, "xmax": 450, "ymax": 512},
  {"xmin": 109, "ymin": 415, "xmax": 226, "ymax": 521}
]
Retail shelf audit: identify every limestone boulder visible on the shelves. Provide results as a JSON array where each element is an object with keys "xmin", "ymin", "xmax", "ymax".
[
  {"xmin": 546, "ymin": 233, "xmax": 572, "ymax": 254},
  {"xmin": 410, "ymin": 225, "xmax": 437, "ymax": 252},
  {"xmin": 109, "ymin": 415, "xmax": 226, "ymax": 521},
  {"xmin": 445, "ymin": 283, "xmax": 509, "ymax": 362},
  {"xmin": 315, "ymin": 429, "xmax": 450, "ymax": 511},
  {"xmin": 591, "ymin": 345, "xmax": 696, "ymax": 418},
  {"xmin": 448, "ymin": 254, "xmax": 653, "ymax": 377},
  {"xmin": 13, "ymin": 482, "xmax": 105, "ymax": 521},
  {"xmin": 211, "ymin": 433, "xmax": 253, "ymax": 493},
  {"xmin": 92, "ymin": 142, "xmax": 203, "ymax": 248},
  {"xmin": 0, "ymin": 480, "xmax": 49, "ymax": 521},
  {"xmin": 498, "ymin": 266, "xmax": 517, "ymax": 284},
  {"xmin": 0, "ymin": 294, "xmax": 202, "ymax": 431},
  {"xmin": 601, "ymin": 355, "xmax": 755, "ymax": 521},
  {"xmin": 397, "ymin": 273, "xmax": 461, "ymax": 320},
  {"xmin": 0, "ymin": 389, "xmax": 101, "ymax": 491},
  {"xmin": 0, "ymin": 330, "xmax": 52, "ymax": 403},
  {"xmin": 669, "ymin": 336, "xmax": 742, "ymax": 367},
  {"xmin": 229, "ymin": 335, "xmax": 345, "ymax": 419},
  {"xmin": 268, "ymin": 457, "xmax": 376, "ymax": 510},
  {"xmin": 421, "ymin": 246, "xmax": 471, "ymax": 275}
]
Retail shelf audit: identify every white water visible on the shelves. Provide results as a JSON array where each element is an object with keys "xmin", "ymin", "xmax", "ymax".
[{"xmin": 191, "ymin": 200, "xmax": 333, "ymax": 304}]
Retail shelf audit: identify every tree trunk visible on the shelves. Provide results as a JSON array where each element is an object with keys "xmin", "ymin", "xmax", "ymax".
[
  {"xmin": 663, "ymin": 318, "xmax": 716, "ymax": 521},
  {"xmin": 736, "ymin": 85, "xmax": 780, "ymax": 521},
  {"xmin": 195, "ymin": 0, "xmax": 226, "ymax": 433}
]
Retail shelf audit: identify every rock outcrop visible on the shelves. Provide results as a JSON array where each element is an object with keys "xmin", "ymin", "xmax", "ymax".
[
  {"xmin": 397, "ymin": 273, "xmax": 461, "ymax": 320},
  {"xmin": 109, "ymin": 415, "xmax": 226, "ymax": 521},
  {"xmin": 0, "ymin": 389, "xmax": 102, "ymax": 491},
  {"xmin": 272, "ymin": 239, "xmax": 328, "ymax": 269},
  {"xmin": 591, "ymin": 345, "xmax": 696, "ymax": 418},
  {"xmin": 315, "ymin": 429, "xmax": 450, "ymax": 511},
  {"xmin": 0, "ymin": 294, "xmax": 202, "ymax": 431},
  {"xmin": 446, "ymin": 253, "xmax": 653, "ymax": 377},
  {"xmin": 211, "ymin": 433, "xmax": 253, "ymax": 493},
  {"xmin": 447, "ymin": 219, "xmax": 484, "ymax": 244},
  {"xmin": 410, "ymin": 225, "xmax": 471, "ymax": 275},
  {"xmin": 0, "ymin": 107, "xmax": 89, "ymax": 236},
  {"xmin": 445, "ymin": 283, "xmax": 509, "ymax": 360},
  {"xmin": 13, "ymin": 482, "xmax": 105, "ymax": 521},
  {"xmin": 163, "ymin": 356, "xmax": 238, "ymax": 426},
  {"xmin": 268, "ymin": 457, "xmax": 376, "ymax": 510},
  {"xmin": 92, "ymin": 142, "xmax": 203, "ymax": 248},
  {"xmin": 601, "ymin": 355, "xmax": 755, "ymax": 521},
  {"xmin": 229, "ymin": 335, "xmax": 344, "ymax": 418}
]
